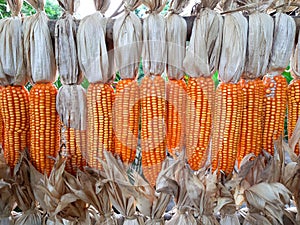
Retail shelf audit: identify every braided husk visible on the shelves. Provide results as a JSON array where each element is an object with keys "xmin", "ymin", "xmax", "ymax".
[
  {"xmin": 0, "ymin": 0, "xmax": 27, "ymax": 86},
  {"xmin": 113, "ymin": 0, "xmax": 142, "ymax": 79},
  {"xmin": 166, "ymin": 0, "xmax": 188, "ymax": 80}
]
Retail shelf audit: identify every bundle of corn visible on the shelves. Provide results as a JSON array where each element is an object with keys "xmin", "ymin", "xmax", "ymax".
[
  {"xmin": 55, "ymin": 0, "xmax": 87, "ymax": 175},
  {"xmin": 23, "ymin": 0, "xmax": 60, "ymax": 175},
  {"xmin": 236, "ymin": 0, "xmax": 274, "ymax": 165},
  {"xmin": 183, "ymin": 0, "xmax": 223, "ymax": 171},
  {"xmin": 165, "ymin": 0, "xmax": 188, "ymax": 157},
  {"xmin": 0, "ymin": 0, "xmax": 29, "ymax": 170},
  {"xmin": 211, "ymin": 2, "xmax": 247, "ymax": 175},
  {"xmin": 77, "ymin": 0, "xmax": 115, "ymax": 170},
  {"xmin": 262, "ymin": 1, "xmax": 296, "ymax": 155},
  {"xmin": 141, "ymin": 0, "xmax": 167, "ymax": 186},
  {"xmin": 289, "ymin": 31, "xmax": 300, "ymax": 155},
  {"xmin": 113, "ymin": 0, "xmax": 142, "ymax": 164}
]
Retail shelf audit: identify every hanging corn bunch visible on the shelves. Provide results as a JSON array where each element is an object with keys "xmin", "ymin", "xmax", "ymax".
[
  {"xmin": 77, "ymin": 0, "xmax": 114, "ymax": 170},
  {"xmin": 211, "ymin": 5, "xmax": 247, "ymax": 175},
  {"xmin": 23, "ymin": 0, "xmax": 60, "ymax": 175},
  {"xmin": 165, "ymin": 0, "xmax": 188, "ymax": 157},
  {"xmin": 141, "ymin": 0, "xmax": 167, "ymax": 186},
  {"xmin": 0, "ymin": 0, "xmax": 29, "ymax": 170},
  {"xmin": 263, "ymin": 2, "xmax": 296, "ymax": 155},
  {"xmin": 289, "ymin": 28, "xmax": 300, "ymax": 155},
  {"xmin": 55, "ymin": 0, "xmax": 87, "ymax": 175},
  {"xmin": 237, "ymin": 1, "xmax": 274, "ymax": 165},
  {"xmin": 183, "ymin": 0, "xmax": 223, "ymax": 170},
  {"xmin": 113, "ymin": 0, "xmax": 142, "ymax": 164}
]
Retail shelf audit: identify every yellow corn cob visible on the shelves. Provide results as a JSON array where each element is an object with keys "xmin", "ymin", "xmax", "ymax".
[
  {"xmin": 29, "ymin": 83, "xmax": 60, "ymax": 175},
  {"xmin": 114, "ymin": 79, "xmax": 139, "ymax": 164},
  {"xmin": 186, "ymin": 77, "xmax": 214, "ymax": 171},
  {"xmin": 0, "ymin": 86, "xmax": 30, "ymax": 169},
  {"xmin": 211, "ymin": 83, "xmax": 243, "ymax": 175},
  {"xmin": 0, "ymin": 87, "xmax": 4, "ymax": 147},
  {"xmin": 237, "ymin": 79, "xmax": 265, "ymax": 164},
  {"xmin": 166, "ymin": 79, "xmax": 186, "ymax": 157},
  {"xmin": 288, "ymin": 78, "xmax": 300, "ymax": 155},
  {"xmin": 140, "ymin": 76, "xmax": 166, "ymax": 186},
  {"xmin": 63, "ymin": 127, "xmax": 87, "ymax": 175},
  {"xmin": 86, "ymin": 83, "xmax": 115, "ymax": 169},
  {"xmin": 262, "ymin": 75, "xmax": 288, "ymax": 155}
]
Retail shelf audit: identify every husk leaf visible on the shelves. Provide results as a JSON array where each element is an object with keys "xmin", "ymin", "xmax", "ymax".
[{"xmin": 292, "ymin": 30, "xmax": 300, "ymax": 78}]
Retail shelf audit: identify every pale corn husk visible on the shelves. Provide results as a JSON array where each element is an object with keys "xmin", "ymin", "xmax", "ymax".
[
  {"xmin": 77, "ymin": 0, "xmax": 112, "ymax": 84},
  {"xmin": 166, "ymin": 0, "xmax": 188, "ymax": 80},
  {"xmin": 268, "ymin": 12, "xmax": 296, "ymax": 75},
  {"xmin": 56, "ymin": 85, "xmax": 87, "ymax": 130},
  {"xmin": 55, "ymin": 0, "xmax": 83, "ymax": 85},
  {"xmin": 142, "ymin": 0, "xmax": 167, "ymax": 76},
  {"xmin": 218, "ymin": 12, "xmax": 247, "ymax": 83},
  {"xmin": 113, "ymin": 0, "xmax": 142, "ymax": 79},
  {"xmin": 12, "ymin": 152, "xmax": 42, "ymax": 225},
  {"xmin": 0, "ymin": 0, "xmax": 27, "ymax": 86},
  {"xmin": 292, "ymin": 31, "xmax": 300, "ymax": 78},
  {"xmin": 23, "ymin": 0, "xmax": 57, "ymax": 83},
  {"xmin": 183, "ymin": 0, "xmax": 223, "ymax": 78}
]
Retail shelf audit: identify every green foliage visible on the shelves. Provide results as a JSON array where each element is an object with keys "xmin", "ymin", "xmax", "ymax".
[{"xmin": 282, "ymin": 66, "xmax": 293, "ymax": 84}]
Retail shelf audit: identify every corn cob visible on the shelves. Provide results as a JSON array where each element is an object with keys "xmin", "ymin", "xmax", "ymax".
[
  {"xmin": 237, "ymin": 79, "xmax": 265, "ymax": 163},
  {"xmin": 29, "ymin": 83, "xmax": 60, "ymax": 175},
  {"xmin": 0, "ymin": 86, "xmax": 30, "ymax": 169},
  {"xmin": 186, "ymin": 77, "xmax": 214, "ymax": 170},
  {"xmin": 114, "ymin": 79, "xmax": 139, "ymax": 163},
  {"xmin": 0, "ymin": 88, "xmax": 4, "ymax": 147},
  {"xmin": 141, "ymin": 76, "xmax": 166, "ymax": 186},
  {"xmin": 262, "ymin": 75, "xmax": 288, "ymax": 155},
  {"xmin": 166, "ymin": 79, "xmax": 186, "ymax": 156},
  {"xmin": 86, "ymin": 83, "xmax": 115, "ymax": 169}
]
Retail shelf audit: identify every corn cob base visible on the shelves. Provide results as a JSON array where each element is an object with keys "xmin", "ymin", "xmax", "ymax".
[
  {"xmin": 140, "ymin": 76, "xmax": 166, "ymax": 186},
  {"xmin": 0, "ymin": 86, "xmax": 30, "ymax": 169},
  {"xmin": 263, "ymin": 75, "xmax": 288, "ymax": 155},
  {"xmin": 114, "ymin": 79, "xmax": 139, "ymax": 164},
  {"xmin": 211, "ymin": 82, "xmax": 243, "ymax": 175},
  {"xmin": 237, "ymin": 79, "xmax": 264, "ymax": 165},
  {"xmin": 186, "ymin": 77, "xmax": 215, "ymax": 171},
  {"xmin": 87, "ymin": 83, "xmax": 115, "ymax": 170},
  {"xmin": 166, "ymin": 79, "xmax": 186, "ymax": 157},
  {"xmin": 288, "ymin": 79, "xmax": 300, "ymax": 155},
  {"xmin": 29, "ymin": 83, "xmax": 60, "ymax": 175}
]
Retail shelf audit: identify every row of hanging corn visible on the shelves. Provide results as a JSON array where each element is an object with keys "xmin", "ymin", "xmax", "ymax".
[{"xmin": 0, "ymin": 0, "xmax": 299, "ymax": 186}]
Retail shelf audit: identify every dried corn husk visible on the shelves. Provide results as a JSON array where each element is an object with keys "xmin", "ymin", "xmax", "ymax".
[
  {"xmin": 23, "ymin": 0, "xmax": 57, "ymax": 83},
  {"xmin": 183, "ymin": 0, "xmax": 223, "ymax": 78},
  {"xmin": 55, "ymin": 0, "xmax": 82, "ymax": 85},
  {"xmin": 218, "ymin": 12, "xmax": 247, "ymax": 83},
  {"xmin": 77, "ymin": 0, "xmax": 113, "ymax": 84},
  {"xmin": 166, "ymin": 0, "xmax": 188, "ymax": 80},
  {"xmin": 268, "ymin": 12, "xmax": 296, "ymax": 75},
  {"xmin": 292, "ymin": 30, "xmax": 300, "ymax": 78},
  {"xmin": 0, "ymin": 0, "xmax": 27, "ymax": 86},
  {"xmin": 56, "ymin": 85, "xmax": 87, "ymax": 130},
  {"xmin": 142, "ymin": 0, "xmax": 167, "ymax": 76},
  {"xmin": 113, "ymin": 0, "xmax": 142, "ymax": 79}
]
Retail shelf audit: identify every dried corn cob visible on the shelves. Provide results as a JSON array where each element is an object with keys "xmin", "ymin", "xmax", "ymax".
[
  {"xmin": 29, "ymin": 83, "xmax": 60, "ymax": 175},
  {"xmin": 86, "ymin": 83, "xmax": 115, "ymax": 169},
  {"xmin": 0, "ymin": 88, "xmax": 4, "ymax": 147},
  {"xmin": 186, "ymin": 77, "xmax": 214, "ymax": 170},
  {"xmin": 166, "ymin": 79, "xmax": 186, "ymax": 156},
  {"xmin": 0, "ymin": 86, "xmax": 29, "ymax": 169},
  {"xmin": 114, "ymin": 79, "xmax": 139, "ymax": 163}
]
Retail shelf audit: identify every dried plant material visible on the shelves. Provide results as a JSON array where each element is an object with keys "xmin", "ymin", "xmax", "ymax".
[
  {"xmin": 55, "ymin": 0, "xmax": 83, "ymax": 85},
  {"xmin": 0, "ymin": 0, "xmax": 27, "ymax": 86},
  {"xmin": 77, "ymin": 0, "xmax": 112, "ymax": 84},
  {"xmin": 56, "ymin": 85, "xmax": 87, "ymax": 130},
  {"xmin": 23, "ymin": 0, "xmax": 56, "ymax": 83},
  {"xmin": 113, "ymin": 0, "xmax": 142, "ymax": 79},
  {"xmin": 166, "ymin": 0, "xmax": 188, "ymax": 80},
  {"xmin": 218, "ymin": 12, "xmax": 247, "ymax": 83},
  {"xmin": 142, "ymin": 0, "xmax": 167, "ymax": 76},
  {"xmin": 292, "ymin": 31, "xmax": 300, "ymax": 78},
  {"xmin": 183, "ymin": 0, "xmax": 223, "ymax": 78},
  {"xmin": 268, "ymin": 12, "xmax": 296, "ymax": 75},
  {"xmin": 289, "ymin": 117, "xmax": 300, "ymax": 153}
]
